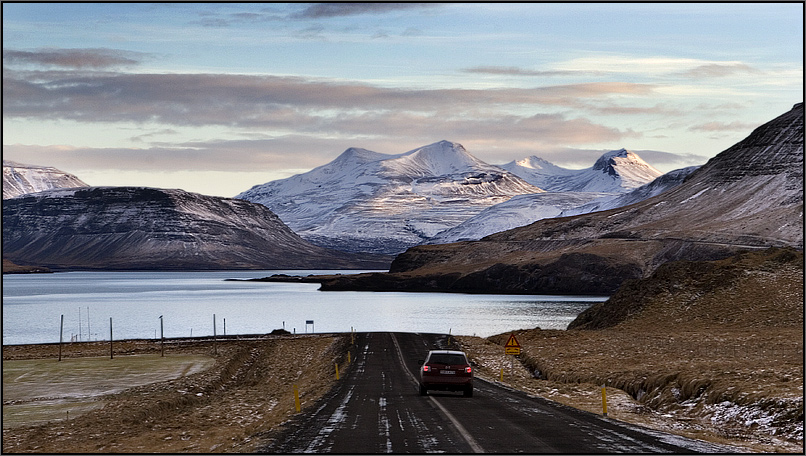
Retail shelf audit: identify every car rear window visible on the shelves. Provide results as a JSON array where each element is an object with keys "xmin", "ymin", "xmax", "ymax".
[{"xmin": 428, "ymin": 354, "xmax": 467, "ymax": 365}]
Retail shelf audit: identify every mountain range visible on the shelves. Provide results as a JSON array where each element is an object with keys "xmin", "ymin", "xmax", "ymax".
[
  {"xmin": 318, "ymin": 102, "xmax": 804, "ymax": 294},
  {"xmin": 237, "ymin": 141, "xmax": 665, "ymax": 254},
  {"xmin": 6, "ymin": 101, "xmax": 800, "ymax": 279},
  {"xmin": 500, "ymin": 148, "xmax": 663, "ymax": 193},
  {"xmin": 2, "ymin": 143, "xmax": 667, "ymax": 271},
  {"xmin": 430, "ymin": 164, "xmax": 698, "ymax": 244}
]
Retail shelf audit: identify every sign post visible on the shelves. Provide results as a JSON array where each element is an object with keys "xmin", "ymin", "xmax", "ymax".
[{"xmin": 504, "ymin": 334, "xmax": 521, "ymax": 380}]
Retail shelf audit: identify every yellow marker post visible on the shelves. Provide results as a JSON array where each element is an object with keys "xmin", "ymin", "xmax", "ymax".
[
  {"xmin": 335, "ymin": 363, "xmax": 340, "ymax": 380},
  {"xmin": 500, "ymin": 367, "xmax": 504, "ymax": 382},
  {"xmin": 601, "ymin": 385, "xmax": 608, "ymax": 417},
  {"xmin": 347, "ymin": 351, "xmax": 351, "ymax": 364},
  {"xmin": 293, "ymin": 385, "xmax": 301, "ymax": 412}
]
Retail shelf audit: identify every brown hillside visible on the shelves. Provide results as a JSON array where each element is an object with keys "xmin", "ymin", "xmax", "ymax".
[
  {"xmin": 569, "ymin": 247, "xmax": 804, "ymax": 330},
  {"xmin": 481, "ymin": 248, "xmax": 804, "ymax": 451}
]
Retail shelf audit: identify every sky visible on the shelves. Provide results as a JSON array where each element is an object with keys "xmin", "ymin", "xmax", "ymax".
[{"xmin": 3, "ymin": 2, "xmax": 803, "ymax": 198}]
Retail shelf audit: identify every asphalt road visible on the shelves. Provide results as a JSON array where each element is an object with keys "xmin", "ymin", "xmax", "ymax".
[{"xmin": 261, "ymin": 332, "xmax": 732, "ymax": 453}]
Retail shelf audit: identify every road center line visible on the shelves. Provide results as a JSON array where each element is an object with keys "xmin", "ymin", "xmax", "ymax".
[{"xmin": 389, "ymin": 333, "xmax": 485, "ymax": 454}]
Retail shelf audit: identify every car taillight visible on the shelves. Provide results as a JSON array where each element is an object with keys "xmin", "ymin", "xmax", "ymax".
[
  {"xmin": 423, "ymin": 365, "xmax": 430, "ymax": 372},
  {"xmin": 465, "ymin": 366, "xmax": 472, "ymax": 374}
]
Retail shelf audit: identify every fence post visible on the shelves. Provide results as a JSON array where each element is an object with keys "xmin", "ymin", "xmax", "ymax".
[
  {"xmin": 109, "ymin": 317, "xmax": 114, "ymax": 359},
  {"xmin": 59, "ymin": 315, "xmax": 64, "ymax": 361}
]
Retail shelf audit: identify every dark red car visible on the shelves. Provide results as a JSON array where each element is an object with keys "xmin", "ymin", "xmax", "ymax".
[{"xmin": 418, "ymin": 350, "xmax": 473, "ymax": 397}]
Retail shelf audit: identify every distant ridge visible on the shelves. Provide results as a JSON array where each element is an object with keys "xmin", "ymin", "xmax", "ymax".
[{"xmin": 2, "ymin": 186, "xmax": 391, "ymax": 270}]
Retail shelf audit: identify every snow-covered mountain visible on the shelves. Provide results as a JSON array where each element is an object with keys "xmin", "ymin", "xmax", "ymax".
[
  {"xmin": 3, "ymin": 160, "xmax": 88, "ymax": 199},
  {"xmin": 559, "ymin": 165, "xmax": 700, "ymax": 217},
  {"xmin": 501, "ymin": 149, "xmax": 663, "ymax": 193},
  {"xmin": 2, "ymin": 186, "xmax": 390, "ymax": 270},
  {"xmin": 428, "ymin": 191, "xmax": 609, "ymax": 244},
  {"xmin": 237, "ymin": 140, "xmax": 543, "ymax": 254},
  {"xmin": 425, "ymin": 149, "xmax": 671, "ymax": 244}
]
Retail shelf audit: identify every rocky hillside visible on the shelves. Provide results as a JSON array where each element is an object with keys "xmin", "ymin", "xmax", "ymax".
[
  {"xmin": 3, "ymin": 160, "xmax": 88, "ymax": 199},
  {"xmin": 2, "ymin": 187, "xmax": 390, "ymax": 270},
  {"xmin": 480, "ymin": 247, "xmax": 803, "ymax": 451},
  {"xmin": 568, "ymin": 247, "xmax": 804, "ymax": 330},
  {"xmin": 320, "ymin": 103, "xmax": 803, "ymax": 294}
]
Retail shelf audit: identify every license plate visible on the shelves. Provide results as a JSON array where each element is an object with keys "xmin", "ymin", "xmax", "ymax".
[{"xmin": 440, "ymin": 370, "xmax": 456, "ymax": 374}]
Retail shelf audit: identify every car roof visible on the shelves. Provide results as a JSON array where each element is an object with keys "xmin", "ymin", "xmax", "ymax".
[{"xmin": 427, "ymin": 350, "xmax": 466, "ymax": 355}]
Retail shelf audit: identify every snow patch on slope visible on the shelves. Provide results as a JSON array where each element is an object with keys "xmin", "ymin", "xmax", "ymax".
[{"xmin": 3, "ymin": 160, "xmax": 89, "ymax": 199}]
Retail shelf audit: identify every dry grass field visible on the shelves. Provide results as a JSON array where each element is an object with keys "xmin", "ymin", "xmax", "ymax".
[{"xmin": 3, "ymin": 335, "xmax": 351, "ymax": 453}]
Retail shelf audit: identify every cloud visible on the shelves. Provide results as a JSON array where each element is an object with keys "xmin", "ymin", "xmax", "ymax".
[
  {"xmin": 463, "ymin": 66, "xmax": 587, "ymax": 77},
  {"xmin": 2, "ymin": 141, "xmax": 324, "ymax": 174},
  {"xmin": 3, "ymin": 70, "xmax": 656, "ymax": 129},
  {"xmin": 556, "ymin": 56, "xmax": 764, "ymax": 81},
  {"xmin": 291, "ymin": 3, "xmax": 439, "ymax": 19},
  {"xmin": 2, "ymin": 109, "xmax": 637, "ymax": 175},
  {"xmin": 675, "ymin": 63, "xmax": 762, "ymax": 79},
  {"xmin": 192, "ymin": 7, "xmax": 285, "ymax": 27},
  {"xmin": 688, "ymin": 121, "xmax": 759, "ymax": 133},
  {"xmin": 2, "ymin": 54, "xmax": 661, "ymax": 178},
  {"xmin": 3, "ymin": 48, "xmax": 147, "ymax": 69}
]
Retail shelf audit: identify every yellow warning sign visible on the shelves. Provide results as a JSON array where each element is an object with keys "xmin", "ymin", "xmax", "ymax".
[{"xmin": 504, "ymin": 333, "xmax": 521, "ymax": 355}]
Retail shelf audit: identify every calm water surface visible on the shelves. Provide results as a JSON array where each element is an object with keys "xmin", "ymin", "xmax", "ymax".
[{"xmin": 3, "ymin": 271, "xmax": 607, "ymax": 345}]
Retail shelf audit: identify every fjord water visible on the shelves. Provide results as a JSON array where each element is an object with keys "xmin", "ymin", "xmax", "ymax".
[{"xmin": 2, "ymin": 271, "xmax": 606, "ymax": 346}]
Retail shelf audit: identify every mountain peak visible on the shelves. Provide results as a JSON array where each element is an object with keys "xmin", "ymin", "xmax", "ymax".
[
  {"xmin": 333, "ymin": 147, "xmax": 386, "ymax": 165},
  {"xmin": 388, "ymin": 140, "xmax": 485, "ymax": 176},
  {"xmin": 591, "ymin": 149, "xmax": 662, "ymax": 183},
  {"xmin": 592, "ymin": 148, "xmax": 637, "ymax": 170}
]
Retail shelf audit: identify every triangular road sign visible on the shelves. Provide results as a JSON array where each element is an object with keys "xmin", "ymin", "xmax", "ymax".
[{"xmin": 504, "ymin": 333, "xmax": 521, "ymax": 355}]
